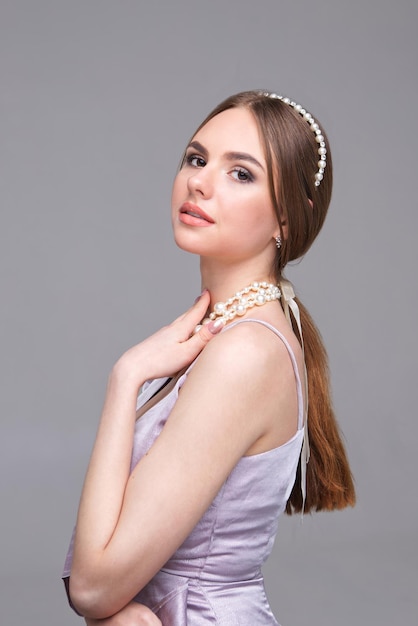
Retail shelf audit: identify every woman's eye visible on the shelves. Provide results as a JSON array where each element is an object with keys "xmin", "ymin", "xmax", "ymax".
[
  {"xmin": 186, "ymin": 154, "xmax": 206, "ymax": 168},
  {"xmin": 231, "ymin": 168, "xmax": 253, "ymax": 183}
]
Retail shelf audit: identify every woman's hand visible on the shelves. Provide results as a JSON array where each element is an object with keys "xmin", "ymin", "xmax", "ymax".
[
  {"xmin": 84, "ymin": 601, "xmax": 162, "ymax": 626},
  {"xmin": 112, "ymin": 289, "xmax": 223, "ymax": 388}
]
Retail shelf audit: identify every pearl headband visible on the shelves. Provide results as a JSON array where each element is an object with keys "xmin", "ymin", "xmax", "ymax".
[{"xmin": 262, "ymin": 92, "xmax": 327, "ymax": 187}]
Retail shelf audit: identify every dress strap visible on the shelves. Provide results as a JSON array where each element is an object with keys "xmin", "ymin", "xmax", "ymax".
[
  {"xmin": 279, "ymin": 279, "xmax": 310, "ymax": 512},
  {"xmin": 137, "ymin": 377, "xmax": 170, "ymax": 410},
  {"xmin": 223, "ymin": 313, "xmax": 309, "ymax": 514}
]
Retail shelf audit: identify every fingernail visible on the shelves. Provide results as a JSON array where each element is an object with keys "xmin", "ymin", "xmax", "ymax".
[
  {"xmin": 207, "ymin": 318, "xmax": 225, "ymax": 334},
  {"xmin": 194, "ymin": 288, "xmax": 208, "ymax": 304}
]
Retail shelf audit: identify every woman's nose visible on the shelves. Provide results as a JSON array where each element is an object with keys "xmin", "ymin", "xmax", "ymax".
[{"xmin": 187, "ymin": 166, "xmax": 213, "ymax": 197}]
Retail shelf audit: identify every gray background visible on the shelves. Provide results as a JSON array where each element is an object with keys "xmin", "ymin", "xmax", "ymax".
[{"xmin": 1, "ymin": 1, "xmax": 417, "ymax": 624}]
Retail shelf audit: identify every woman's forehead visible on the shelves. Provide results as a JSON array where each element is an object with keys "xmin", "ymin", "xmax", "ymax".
[{"xmin": 192, "ymin": 108, "xmax": 265, "ymax": 160}]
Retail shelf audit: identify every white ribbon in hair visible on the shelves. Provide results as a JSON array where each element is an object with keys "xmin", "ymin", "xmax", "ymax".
[{"xmin": 280, "ymin": 279, "xmax": 310, "ymax": 513}]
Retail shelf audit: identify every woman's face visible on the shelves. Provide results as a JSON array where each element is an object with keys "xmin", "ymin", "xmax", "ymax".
[{"xmin": 171, "ymin": 107, "xmax": 279, "ymax": 265}]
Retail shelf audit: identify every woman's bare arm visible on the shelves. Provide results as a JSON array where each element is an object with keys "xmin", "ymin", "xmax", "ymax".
[
  {"xmin": 84, "ymin": 601, "xmax": 161, "ymax": 626},
  {"xmin": 70, "ymin": 302, "xmax": 296, "ymax": 619}
]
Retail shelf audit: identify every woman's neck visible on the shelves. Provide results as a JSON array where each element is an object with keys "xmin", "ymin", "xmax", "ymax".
[{"xmin": 199, "ymin": 257, "xmax": 277, "ymax": 309}]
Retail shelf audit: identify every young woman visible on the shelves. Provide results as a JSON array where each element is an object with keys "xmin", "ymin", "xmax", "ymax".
[{"xmin": 63, "ymin": 90, "xmax": 355, "ymax": 625}]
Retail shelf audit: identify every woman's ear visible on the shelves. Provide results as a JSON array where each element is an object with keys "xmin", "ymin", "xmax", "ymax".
[
  {"xmin": 273, "ymin": 220, "xmax": 288, "ymax": 242},
  {"xmin": 273, "ymin": 198, "xmax": 312, "ymax": 244}
]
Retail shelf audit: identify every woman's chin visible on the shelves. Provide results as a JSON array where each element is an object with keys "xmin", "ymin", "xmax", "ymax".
[{"xmin": 173, "ymin": 231, "xmax": 207, "ymax": 256}]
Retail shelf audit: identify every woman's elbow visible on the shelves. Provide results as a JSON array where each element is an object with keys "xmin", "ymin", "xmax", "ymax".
[{"xmin": 69, "ymin": 575, "xmax": 115, "ymax": 619}]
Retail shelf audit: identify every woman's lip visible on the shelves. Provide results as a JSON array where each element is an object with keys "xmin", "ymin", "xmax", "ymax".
[{"xmin": 179, "ymin": 202, "xmax": 215, "ymax": 224}]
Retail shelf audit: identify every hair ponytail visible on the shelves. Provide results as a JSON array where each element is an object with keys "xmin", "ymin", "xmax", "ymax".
[{"xmin": 285, "ymin": 298, "xmax": 356, "ymax": 514}]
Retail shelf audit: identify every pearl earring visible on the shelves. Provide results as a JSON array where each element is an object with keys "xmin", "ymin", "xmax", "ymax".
[{"xmin": 275, "ymin": 235, "xmax": 282, "ymax": 249}]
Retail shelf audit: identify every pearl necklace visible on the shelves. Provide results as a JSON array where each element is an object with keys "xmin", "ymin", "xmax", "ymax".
[{"xmin": 195, "ymin": 281, "xmax": 281, "ymax": 332}]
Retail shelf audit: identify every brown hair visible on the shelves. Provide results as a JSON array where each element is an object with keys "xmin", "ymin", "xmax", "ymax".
[{"xmin": 194, "ymin": 90, "xmax": 355, "ymax": 514}]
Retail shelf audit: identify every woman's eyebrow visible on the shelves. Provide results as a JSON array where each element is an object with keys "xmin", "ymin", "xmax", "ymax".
[
  {"xmin": 224, "ymin": 151, "xmax": 265, "ymax": 172},
  {"xmin": 187, "ymin": 141, "xmax": 265, "ymax": 172},
  {"xmin": 187, "ymin": 140, "xmax": 208, "ymax": 158}
]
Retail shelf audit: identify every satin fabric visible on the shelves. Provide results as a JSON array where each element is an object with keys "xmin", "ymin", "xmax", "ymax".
[{"xmin": 63, "ymin": 319, "xmax": 304, "ymax": 624}]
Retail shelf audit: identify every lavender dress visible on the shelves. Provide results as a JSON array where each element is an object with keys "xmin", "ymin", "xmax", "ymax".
[{"xmin": 63, "ymin": 319, "xmax": 304, "ymax": 625}]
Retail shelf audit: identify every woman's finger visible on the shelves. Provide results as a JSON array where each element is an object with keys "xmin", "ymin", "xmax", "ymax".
[{"xmin": 186, "ymin": 317, "xmax": 225, "ymax": 354}]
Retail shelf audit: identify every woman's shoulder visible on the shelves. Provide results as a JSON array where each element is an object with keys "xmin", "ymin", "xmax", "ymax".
[
  {"xmin": 186, "ymin": 315, "xmax": 302, "ymax": 393},
  {"xmin": 215, "ymin": 315, "xmax": 301, "ymax": 363},
  {"xmin": 177, "ymin": 315, "xmax": 303, "ymax": 454}
]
